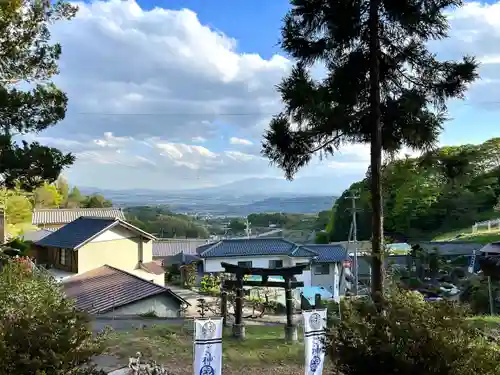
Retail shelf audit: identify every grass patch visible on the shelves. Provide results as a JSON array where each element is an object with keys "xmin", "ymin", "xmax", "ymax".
[
  {"xmin": 469, "ymin": 315, "xmax": 500, "ymax": 329},
  {"xmin": 104, "ymin": 324, "xmax": 306, "ymax": 373},
  {"xmin": 433, "ymin": 228, "xmax": 500, "ymax": 243}
]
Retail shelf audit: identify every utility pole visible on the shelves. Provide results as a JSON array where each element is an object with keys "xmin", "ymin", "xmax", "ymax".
[
  {"xmin": 245, "ymin": 217, "xmax": 251, "ymax": 239},
  {"xmin": 346, "ymin": 190, "xmax": 361, "ymax": 295}
]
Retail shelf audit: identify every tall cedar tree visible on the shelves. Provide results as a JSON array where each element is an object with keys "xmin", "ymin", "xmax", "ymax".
[
  {"xmin": 262, "ymin": 0, "xmax": 478, "ymax": 297},
  {"xmin": 0, "ymin": 0, "xmax": 77, "ymax": 191}
]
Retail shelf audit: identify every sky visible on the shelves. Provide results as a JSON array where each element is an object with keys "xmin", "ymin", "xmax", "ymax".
[{"xmin": 18, "ymin": 0, "xmax": 500, "ymax": 193}]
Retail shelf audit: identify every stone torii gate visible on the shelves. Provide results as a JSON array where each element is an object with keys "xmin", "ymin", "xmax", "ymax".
[{"xmin": 220, "ymin": 262, "xmax": 306, "ymax": 341}]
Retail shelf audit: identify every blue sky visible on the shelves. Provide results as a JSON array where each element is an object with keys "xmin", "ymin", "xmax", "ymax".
[{"xmin": 28, "ymin": 0, "xmax": 500, "ymax": 193}]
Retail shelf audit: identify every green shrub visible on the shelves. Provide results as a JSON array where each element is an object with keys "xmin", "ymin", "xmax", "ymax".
[
  {"xmin": 200, "ymin": 273, "xmax": 221, "ymax": 295},
  {"xmin": 460, "ymin": 276, "xmax": 500, "ymax": 314},
  {"xmin": 328, "ymin": 288, "xmax": 500, "ymax": 375},
  {"xmin": 0, "ymin": 259, "xmax": 107, "ymax": 375}
]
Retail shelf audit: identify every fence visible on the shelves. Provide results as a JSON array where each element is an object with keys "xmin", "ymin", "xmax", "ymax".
[{"xmin": 472, "ymin": 219, "xmax": 500, "ymax": 233}]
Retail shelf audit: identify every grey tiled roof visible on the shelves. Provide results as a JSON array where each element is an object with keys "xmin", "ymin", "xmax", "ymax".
[
  {"xmin": 302, "ymin": 244, "xmax": 348, "ymax": 263},
  {"xmin": 161, "ymin": 252, "xmax": 201, "ymax": 266},
  {"xmin": 358, "ymin": 254, "xmax": 408, "ymax": 276},
  {"xmin": 62, "ymin": 265, "xmax": 188, "ymax": 314},
  {"xmin": 480, "ymin": 242, "xmax": 500, "ymax": 254},
  {"xmin": 32, "ymin": 207, "xmax": 125, "ymax": 225},
  {"xmin": 153, "ymin": 239, "xmax": 212, "ymax": 257},
  {"xmin": 19, "ymin": 229, "xmax": 53, "ymax": 242},
  {"xmin": 199, "ymin": 238, "xmax": 319, "ymax": 258},
  {"xmin": 416, "ymin": 241, "xmax": 483, "ymax": 256},
  {"xmin": 36, "ymin": 216, "xmax": 155, "ymax": 250}
]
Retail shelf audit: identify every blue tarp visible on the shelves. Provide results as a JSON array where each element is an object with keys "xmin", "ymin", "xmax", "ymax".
[
  {"xmin": 247, "ymin": 275, "xmax": 285, "ymax": 282},
  {"xmin": 298, "ymin": 286, "xmax": 334, "ymax": 301}
]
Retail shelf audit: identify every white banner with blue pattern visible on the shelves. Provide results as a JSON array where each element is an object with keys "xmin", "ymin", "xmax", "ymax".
[
  {"xmin": 193, "ymin": 318, "xmax": 223, "ymax": 375},
  {"xmin": 302, "ymin": 309, "xmax": 327, "ymax": 375}
]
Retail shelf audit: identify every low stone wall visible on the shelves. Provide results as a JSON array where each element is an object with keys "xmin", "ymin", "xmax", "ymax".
[
  {"xmin": 91, "ymin": 316, "xmax": 186, "ymax": 332},
  {"xmin": 91, "ymin": 314, "xmax": 299, "ymax": 332}
]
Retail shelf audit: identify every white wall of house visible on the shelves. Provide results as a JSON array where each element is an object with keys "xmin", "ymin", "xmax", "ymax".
[
  {"xmin": 130, "ymin": 268, "xmax": 165, "ymax": 286},
  {"xmin": 311, "ymin": 262, "xmax": 345, "ymax": 296},
  {"xmin": 204, "ymin": 255, "xmax": 313, "ymax": 287},
  {"xmin": 99, "ymin": 294, "xmax": 182, "ymax": 318},
  {"xmin": 204, "ymin": 255, "xmax": 311, "ymax": 273},
  {"xmin": 298, "ymin": 269, "xmax": 312, "ymax": 287}
]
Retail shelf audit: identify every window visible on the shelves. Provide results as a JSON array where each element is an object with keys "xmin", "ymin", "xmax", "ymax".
[
  {"xmin": 269, "ymin": 260, "xmax": 283, "ymax": 268},
  {"xmin": 314, "ymin": 264, "xmax": 329, "ymax": 275},
  {"xmin": 297, "ymin": 262, "xmax": 311, "ymax": 270},
  {"xmin": 59, "ymin": 249, "xmax": 68, "ymax": 266},
  {"xmin": 237, "ymin": 261, "xmax": 252, "ymax": 268}
]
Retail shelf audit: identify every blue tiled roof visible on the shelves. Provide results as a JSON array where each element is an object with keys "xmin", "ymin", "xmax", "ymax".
[
  {"xmin": 196, "ymin": 242, "xmax": 217, "ymax": 255},
  {"xmin": 199, "ymin": 238, "xmax": 311, "ymax": 258},
  {"xmin": 290, "ymin": 246, "xmax": 319, "ymax": 257},
  {"xmin": 36, "ymin": 217, "xmax": 117, "ymax": 249},
  {"xmin": 302, "ymin": 244, "xmax": 348, "ymax": 263}
]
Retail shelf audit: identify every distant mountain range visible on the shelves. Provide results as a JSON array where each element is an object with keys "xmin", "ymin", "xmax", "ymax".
[
  {"xmin": 179, "ymin": 176, "xmax": 341, "ymax": 196},
  {"xmin": 80, "ymin": 178, "xmax": 338, "ymax": 216}
]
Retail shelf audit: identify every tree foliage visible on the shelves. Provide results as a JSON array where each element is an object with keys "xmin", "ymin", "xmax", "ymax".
[
  {"xmin": 0, "ymin": 258, "xmax": 106, "ymax": 375},
  {"xmin": 262, "ymin": 0, "xmax": 478, "ymax": 295},
  {"xmin": 5, "ymin": 193, "xmax": 32, "ymax": 224},
  {"xmin": 0, "ymin": 0, "xmax": 78, "ymax": 191},
  {"xmin": 229, "ymin": 218, "xmax": 246, "ymax": 232},
  {"xmin": 327, "ymin": 138, "xmax": 500, "ymax": 241},
  {"xmin": 83, "ymin": 194, "xmax": 112, "ymax": 208},
  {"xmin": 125, "ymin": 206, "xmax": 209, "ymax": 238},
  {"xmin": 329, "ymin": 288, "xmax": 500, "ymax": 375},
  {"xmin": 34, "ymin": 182, "xmax": 62, "ymax": 208},
  {"xmin": 460, "ymin": 275, "xmax": 500, "ymax": 314}
]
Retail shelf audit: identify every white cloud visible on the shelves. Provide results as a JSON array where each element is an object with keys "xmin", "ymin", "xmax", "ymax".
[
  {"xmin": 23, "ymin": 0, "xmax": 500, "ymax": 191},
  {"xmin": 48, "ymin": 0, "xmax": 290, "ymax": 141},
  {"xmin": 229, "ymin": 137, "xmax": 253, "ymax": 146},
  {"xmin": 191, "ymin": 136, "xmax": 207, "ymax": 143}
]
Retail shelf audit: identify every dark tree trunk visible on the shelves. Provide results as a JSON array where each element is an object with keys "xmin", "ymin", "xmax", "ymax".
[{"xmin": 369, "ymin": 0, "xmax": 384, "ymax": 299}]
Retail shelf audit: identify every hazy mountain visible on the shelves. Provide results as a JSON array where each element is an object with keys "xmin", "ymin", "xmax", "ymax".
[
  {"xmin": 80, "ymin": 185, "xmax": 336, "ymax": 216},
  {"xmin": 183, "ymin": 176, "xmax": 346, "ymax": 196},
  {"xmin": 82, "ymin": 175, "xmax": 351, "ymax": 198}
]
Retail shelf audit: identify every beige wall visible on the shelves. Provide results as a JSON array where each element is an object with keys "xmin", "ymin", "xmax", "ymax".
[
  {"xmin": 78, "ymin": 237, "xmax": 141, "ymax": 274},
  {"xmin": 131, "ymin": 268, "xmax": 164, "ymax": 286}
]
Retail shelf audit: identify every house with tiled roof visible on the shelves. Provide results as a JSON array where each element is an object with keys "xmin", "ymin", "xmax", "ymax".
[
  {"xmin": 31, "ymin": 216, "xmax": 165, "ymax": 286},
  {"xmin": 198, "ymin": 238, "xmax": 350, "ymax": 293},
  {"xmin": 32, "ymin": 207, "xmax": 125, "ymax": 230},
  {"xmin": 153, "ymin": 238, "xmax": 212, "ymax": 266},
  {"xmin": 62, "ymin": 265, "xmax": 189, "ymax": 317},
  {"xmin": 416, "ymin": 241, "xmax": 484, "ymax": 257}
]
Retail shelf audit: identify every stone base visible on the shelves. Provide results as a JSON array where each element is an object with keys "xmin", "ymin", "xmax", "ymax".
[
  {"xmin": 232, "ymin": 324, "xmax": 246, "ymax": 339},
  {"xmin": 284, "ymin": 324, "xmax": 298, "ymax": 342}
]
